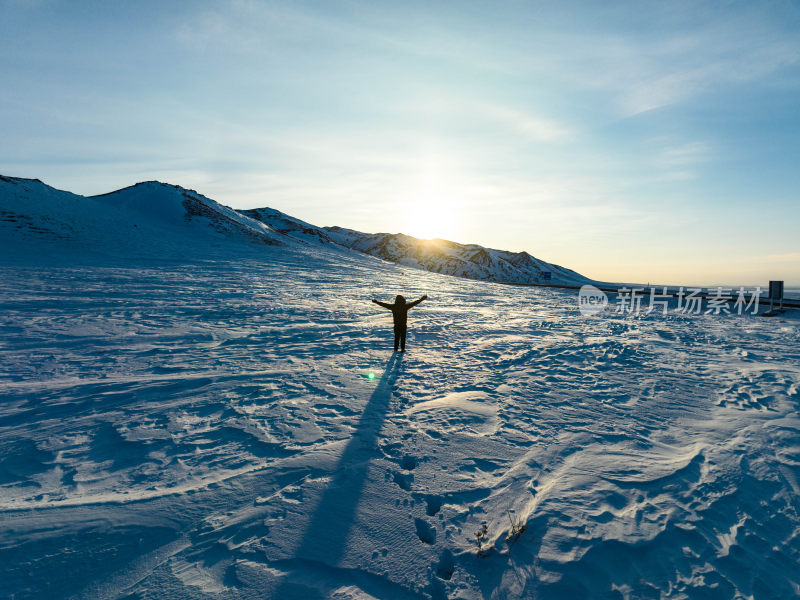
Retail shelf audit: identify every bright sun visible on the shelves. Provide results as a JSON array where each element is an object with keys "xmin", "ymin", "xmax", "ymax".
[
  {"xmin": 398, "ymin": 152, "xmax": 466, "ymax": 241},
  {"xmin": 403, "ymin": 202, "xmax": 448, "ymax": 240},
  {"xmin": 401, "ymin": 185, "xmax": 461, "ymax": 241}
]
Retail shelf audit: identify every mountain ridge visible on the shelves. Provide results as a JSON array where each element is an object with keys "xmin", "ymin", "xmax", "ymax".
[{"xmin": 0, "ymin": 174, "xmax": 590, "ymax": 285}]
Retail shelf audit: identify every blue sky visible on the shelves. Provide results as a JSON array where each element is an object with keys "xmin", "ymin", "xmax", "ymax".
[{"xmin": 2, "ymin": 0, "xmax": 799, "ymax": 285}]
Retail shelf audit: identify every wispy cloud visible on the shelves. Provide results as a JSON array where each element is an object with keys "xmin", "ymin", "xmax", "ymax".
[
  {"xmin": 507, "ymin": 6, "xmax": 800, "ymax": 117},
  {"xmin": 480, "ymin": 104, "xmax": 572, "ymax": 142}
]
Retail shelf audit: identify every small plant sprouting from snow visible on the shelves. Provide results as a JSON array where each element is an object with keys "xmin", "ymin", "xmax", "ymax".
[
  {"xmin": 505, "ymin": 511, "xmax": 526, "ymax": 547},
  {"xmin": 475, "ymin": 523, "xmax": 494, "ymax": 557}
]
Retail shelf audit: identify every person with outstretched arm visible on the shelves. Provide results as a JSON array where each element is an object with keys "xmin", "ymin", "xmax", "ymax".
[{"xmin": 372, "ymin": 294, "xmax": 428, "ymax": 352}]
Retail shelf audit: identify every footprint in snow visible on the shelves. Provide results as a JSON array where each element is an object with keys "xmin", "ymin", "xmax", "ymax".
[
  {"xmin": 425, "ymin": 494, "xmax": 443, "ymax": 517},
  {"xmin": 415, "ymin": 518, "xmax": 436, "ymax": 544},
  {"xmin": 400, "ymin": 455, "xmax": 418, "ymax": 470},
  {"xmin": 434, "ymin": 549, "xmax": 455, "ymax": 580},
  {"xmin": 393, "ymin": 470, "xmax": 413, "ymax": 491}
]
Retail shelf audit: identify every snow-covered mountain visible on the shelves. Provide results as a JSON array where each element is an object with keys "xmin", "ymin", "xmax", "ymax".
[
  {"xmin": 241, "ymin": 206, "xmax": 337, "ymax": 246},
  {"xmin": 0, "ymin": 176, "xmax": 284, "ymax": 260},
  {"xmin": 239, "ymin": 203, "xmax": 590, "ymax": 285},
  {"xmin": 325, "ymin": 226, "xmax": 589, "ymax": 285},
  {"xmin": 1, "ymin": 175, "xmax": 590, "ymax": 285}
]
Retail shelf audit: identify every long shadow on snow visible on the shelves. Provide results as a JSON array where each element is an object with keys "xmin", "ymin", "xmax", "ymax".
[{"xmin": 271, "ymin": 352, "xmax": 407, "ymax": 598}]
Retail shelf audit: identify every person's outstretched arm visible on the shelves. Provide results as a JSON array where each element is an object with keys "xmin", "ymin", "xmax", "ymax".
[
  {"xmin": 372, "ymin": 299, "xmax": 394, "ymax": 310},
  {"xmin": 406, "ymin": 294, "xmax": 428, "ymax": 309}
]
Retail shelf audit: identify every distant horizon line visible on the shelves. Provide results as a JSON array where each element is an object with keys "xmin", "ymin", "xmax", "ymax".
[{"xmin": 3, "ymin": 172, "xmax": 798, "ymax": 290}]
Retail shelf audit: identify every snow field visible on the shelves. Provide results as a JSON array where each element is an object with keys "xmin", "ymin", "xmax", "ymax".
[{"xmin": 1, "ymin": 246, "xmax": 799, "ymax": 599}]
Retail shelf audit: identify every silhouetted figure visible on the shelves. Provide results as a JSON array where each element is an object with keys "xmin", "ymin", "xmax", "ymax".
[{"xmin": 372, "ymin": 294, "xmax": 428, "ymax": 351}]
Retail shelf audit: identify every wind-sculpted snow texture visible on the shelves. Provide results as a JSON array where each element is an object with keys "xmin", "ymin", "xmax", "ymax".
[{"xmin": 2, "ymin": 241, "xmax": 800, "ymax": 600}]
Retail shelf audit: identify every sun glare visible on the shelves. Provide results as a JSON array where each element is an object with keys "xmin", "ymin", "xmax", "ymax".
[
  {"xmin": 403, "ymin": 198, "xmax": 457, "ymax": 240},
  {"xmin": 401, "ymin": 164, "xmax": 462, "ymax": 241}
]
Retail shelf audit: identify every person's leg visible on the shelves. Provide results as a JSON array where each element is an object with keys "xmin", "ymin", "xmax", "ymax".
[
  {"xmin": 400, "ymin": 326, "xmax": 407, "ymax": 351},
  {"xmin": 393, "ymin": 325, "xmax": 400, "ymax": 351}
]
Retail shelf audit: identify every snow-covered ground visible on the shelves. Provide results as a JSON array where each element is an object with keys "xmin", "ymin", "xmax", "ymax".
[{"xmin": 2, "ymin": 239, "xmax": 800, "ymax": 599}]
